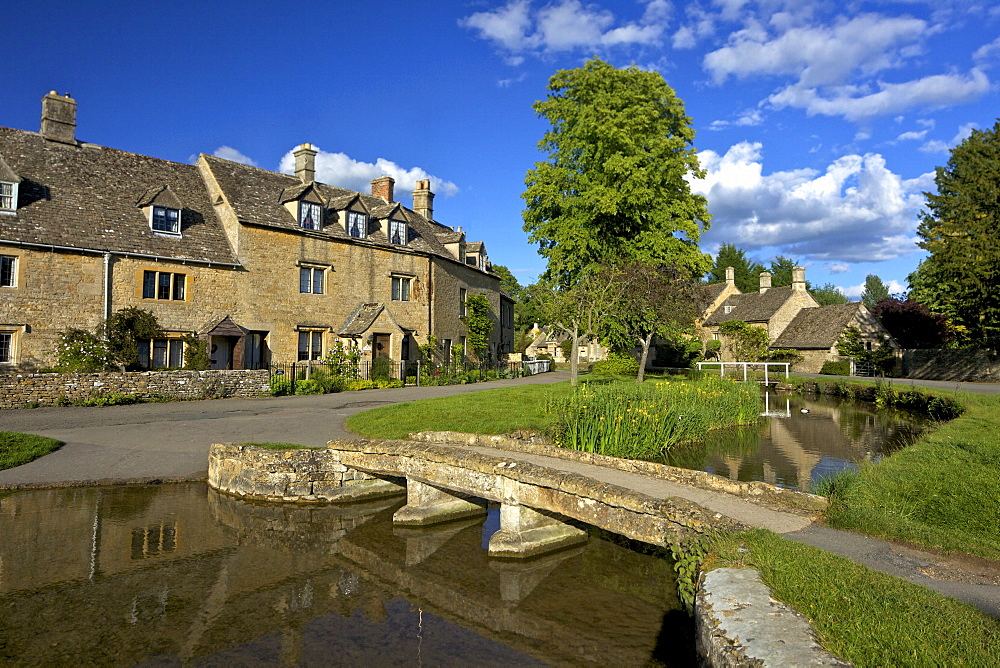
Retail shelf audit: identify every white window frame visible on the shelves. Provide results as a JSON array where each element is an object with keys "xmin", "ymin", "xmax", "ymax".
[
  {"xmin": 391, "ymin": 275, "xmax": 411, "ymax": 301},
  {"xmin": 1, "ymin": 255, "xmax": 16, "ymax": 288},
  {"xmin": 0, "ymin": 181, "xmax": 18, "ymax": 214},
  {"xmin": 347, "ymin": 211, "xmax": 367, "ymax": 239},
  {"xmin": 299, "ymin": 266, "xmax": 324, "ymax": 294},
  {"xmin": 389, "ymin": 219, "xmax": 407, "ymax": 245},
  {"xmin": 0, "ymin": 331, "xmax": 13, "ymax": 364},
  {"xmin": 151, "ymin": 205, "xmax": 181, "ymax": 235},
  {"xmin": 299, "ymin": 201, "xmax": 322, "ymax": 230}
]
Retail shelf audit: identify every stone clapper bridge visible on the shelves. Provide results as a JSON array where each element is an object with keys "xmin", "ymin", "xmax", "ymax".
[{"xmin": 208, "ymin": 432, "xmax": 824, "ymax": 559}]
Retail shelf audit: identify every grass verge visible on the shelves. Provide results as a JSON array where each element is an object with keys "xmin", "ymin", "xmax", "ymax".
[
  {"xmin": 792, "ymin": 378, "xmax": 1000, "ymax": 560},
  {"xmin": 710, "ymin": 529, "xmax": 1000, "ymax": 667},
  {"xmin": 0, "ymin": 431, "xmax": 64, "ymax": 470},
  {"xmin": 345, "ymin": 382, "xmax": 575, "ymax": 439}
]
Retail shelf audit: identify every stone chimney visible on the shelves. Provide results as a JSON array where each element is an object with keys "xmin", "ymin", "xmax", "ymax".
[
  {"xmin": 40, "ymin": 91, "xmax": 77, "ymax": 144},
  {"xmin": 725, "ymin": 266, "xmax": 735, "ymax": 286},
  {"xmin": 792, "ymin": 266, "xmax": 806, "ymax": 291},
  {"xmin": 293, "ymin": 143, "xmax": 317, "ymax": 183},
  {"xmin": 759, "ymin": 271, "xmax": 772, "ymax": 293},
  {"xmin": 371, "ymin": 176, "xmax": 395, "ymax": 203},
  {"xmin": 412, "ymin": 179, "xmax": 434, "ymax": 220}
]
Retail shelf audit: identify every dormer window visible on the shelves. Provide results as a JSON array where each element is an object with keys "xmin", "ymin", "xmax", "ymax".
[
  {"xmin": 0, "ymin": 181, "xmax": 17, "ymax": 213},
  {"xmin": 347, "ymin": 211, "xmax": 367, "ymax": 239},
  {"xmin": 151, "ymin": 206, "xmax": 180, "ymax": 235},
  {"xmin": 389, "ymin": 219, "xmax": 407, "ymax": 245},
  {"xmin": 299, "ymin": 201, "xmax": 322, "ymax": 230}
]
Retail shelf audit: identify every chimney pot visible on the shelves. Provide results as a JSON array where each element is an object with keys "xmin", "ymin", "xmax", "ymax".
[
  {"xmin": 371, "ymin": 176, "xmax": 395, "ymax": 203},
  {"xmin": 792, "ymin": 266, "xmax": 806, "ymax": 290},
  {"xmin": 40, "ymin": 91, "xmax": 77, "ymax": 144},
  {"xmin": 759, "ymin": 271, "xmax": 772, "ymax": 293},
  {"xmin": 293, "ymin": 143, "xmax": 317, "ymax": 184}
]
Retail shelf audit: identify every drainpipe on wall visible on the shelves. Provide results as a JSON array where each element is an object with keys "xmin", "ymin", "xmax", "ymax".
[{"xmin": 102, "ymin": 251, "xmax": 113, "ymax": 324}]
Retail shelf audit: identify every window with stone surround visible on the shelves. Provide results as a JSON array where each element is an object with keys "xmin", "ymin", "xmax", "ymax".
[
  {"xmin": 0, "ymin": 331, "xmax": 13, "ymax": 363},
  {"xmin": 0, "ymin": 181, "xmax": 17, "ymax": 213},
  {"xmin": 137, "ymin": 338, "xmax": 184, "ymax": 369},
  {"xmin": 299, "ymin": 201, "xmax": 322, "ymax": 230},
  {"xmin": 389, "ymin": 219, "xmax": 407, "ymax": 245},
  {"xmin": 151, "ymin": 206, "xmax": 180, "ymax": 235},
  {"xmin": 1, "ymin": 255, "xmax": 16, "ymax": 287},
  {"xmin": 391, "ymin": 275, "xmax": 411, "ymax": 301},
  {"xmin": 459, "ymin": 288, "xmax": 467, "ymax": 316},
  {"xmin": 298, "ymin": 330, "xmax": 323, "ymax": 361},
  {"xmin": 142, "ymin": 271, "xmax": 186, "ymax": 300},
  {"xmin": 299, "ymin": 267, "xmax": 324, "ymax": 294},
  {"xmin": 347, "ymin": 211, "xmax": 367, "ymax": 238}
]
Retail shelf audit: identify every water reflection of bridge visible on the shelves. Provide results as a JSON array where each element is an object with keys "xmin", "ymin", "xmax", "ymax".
[{"xmin": 0, "ymin": 483, "xmax": 681, "ymax": 665}]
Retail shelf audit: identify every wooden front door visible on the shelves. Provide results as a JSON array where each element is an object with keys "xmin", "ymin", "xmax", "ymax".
[{"xmin": 373, "ymin": 333, "xmax": 391, "ymax": 359}]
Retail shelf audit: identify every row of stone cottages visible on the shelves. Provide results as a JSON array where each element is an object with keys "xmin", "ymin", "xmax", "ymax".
[{"xmin": 0, "ymin": 92, "xmax": 514, "ymax": 372}]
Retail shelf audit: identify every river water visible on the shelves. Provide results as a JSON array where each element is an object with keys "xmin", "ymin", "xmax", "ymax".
[
  {"xmin": 0, "ymin": 483, "xmax": 693, "ymax": 666},
  {"xmin": 666, "ymin": 391, "xmax": 927, "ymax": 492}
]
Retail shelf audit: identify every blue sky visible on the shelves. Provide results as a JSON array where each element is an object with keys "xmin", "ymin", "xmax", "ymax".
[{"xmin": 3, "ymin": 0, "xmax": 998, "ymax": 298}]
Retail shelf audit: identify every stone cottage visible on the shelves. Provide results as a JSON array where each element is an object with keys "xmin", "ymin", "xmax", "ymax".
[
  {"xmin": 699, "ymin": 266, "xmax": 895, "ymax": 371},
  {"xmin": 0, "ymin": 92, "xmax": 513, "ymax": 371}
]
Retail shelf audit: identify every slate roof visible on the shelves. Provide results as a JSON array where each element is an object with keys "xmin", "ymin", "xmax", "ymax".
[
  {"xmin": 771, "ymin": 303, "xmax": 861, "ymax": 349},
  {"xmin": 703, "ymin": 286, "xmax": 796, "ymax": 325},
  {"xmin": 0, "ymin": 127, "xmax": 238, "ymax": 264},
  {"xmin": 700, "ymin": 283, "xmax": 729, "ymax": 302},
  {"xmin": 200, "ymin": 155, "xmax": 471, "ymax": 264}
]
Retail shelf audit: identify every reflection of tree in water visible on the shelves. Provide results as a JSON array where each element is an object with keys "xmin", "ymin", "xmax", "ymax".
[{"xmin": 666, "ymin": 421, "xmax": 766, "ymax": 471}]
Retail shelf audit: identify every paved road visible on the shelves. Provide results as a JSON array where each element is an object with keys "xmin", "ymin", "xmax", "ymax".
[
  {"xmin": 1, "ymin": 369, "xmax": 998, "ymax": 618},
  {"xmin": 0, "ymin": 371, "xmax": 575, "ymax": 487},
  {"xmin": 799, "ymin": 373, "xmax": 1000, "ymax": 395}
]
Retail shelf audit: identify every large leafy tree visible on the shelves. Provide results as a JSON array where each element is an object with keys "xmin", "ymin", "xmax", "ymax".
[
  {"xmin": 811, "ymin": 283, "xmax": 849, "ymax": 306},
  {"xmin": 522, "ymin": 58, "xmax": 711, "ymax": 288},
  {"xmin": 705, "ymin": 243, "xmax": 763, "ymax": 293},
  {"xmin": 767, "ymin": 256, "xmax": 797, "ymax": 287},
  {"xmin": 861, "ymin": 274, "xmax": 891, "ymax": 309},
  {"xmin": 872, "ymin": 295, "xmax": 951, "ymax": 348},
  {"xmin": 913, "ymin": 121, "xmax": 1000, "ymax": 349}
]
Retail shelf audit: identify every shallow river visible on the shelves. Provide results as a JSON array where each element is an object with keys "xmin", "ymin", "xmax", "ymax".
[
  {"xmin": 666, "ymin": 391, "xmax": 926, "ymax": 492},
  {"xmin": 0, "ymin": 483, "xmax": 694, "ymax": 666}
]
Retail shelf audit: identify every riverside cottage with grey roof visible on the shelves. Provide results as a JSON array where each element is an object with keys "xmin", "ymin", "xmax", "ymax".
[
  {"xmin": 699, "ymin": 266, "xmax": 895, "ymax": 373},
  {"xmin": 0, "ymin": 92, "xmax": 513, "ymax": 371}
]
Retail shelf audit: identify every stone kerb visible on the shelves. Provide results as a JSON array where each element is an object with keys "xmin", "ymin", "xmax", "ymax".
[{"xmin": 0, "ymin": 369, "xmax": 271, "ymax": 409}]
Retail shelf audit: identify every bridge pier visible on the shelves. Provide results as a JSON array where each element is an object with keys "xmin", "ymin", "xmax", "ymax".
[
  {"xmin": 488, "ymin": 502, "xmax": 588, "ymax": 559},
  {"xmin": 392, "ymin": 479, "xmax": 487, "ymax": 526}
]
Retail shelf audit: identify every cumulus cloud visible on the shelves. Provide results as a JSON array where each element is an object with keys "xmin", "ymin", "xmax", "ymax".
[
  {"xmin": 208, "ymin": 146, "xmax": 258, "ymax": 166},
  {"xmin": 278, "ymin": 147, "xmax": 459, "ymax": 199},
  {"xmin": 767, "ymin": 69, "xmax": 990, "ymax": 121},
  {"xmin": 691, "ymin": 141, "xmax": 930, "ymax": 263},
  {"xmin": 897, "ymin": 130, "xmax": 927, "ymax": 141},
  {"xmin": 919, "ymin": 121, "xmax": 979, "ymax": 153},
  {"xmin": 460, "ymin": 0, "xmax": 669, "ymax": 59},
  {"xmin": 826, "ymin": 262, "xmax": 850, "ymax": 273}
]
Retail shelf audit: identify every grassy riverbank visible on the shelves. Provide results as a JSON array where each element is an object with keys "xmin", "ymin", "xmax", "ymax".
[
  {"xmin": 791, "ymin": 378, "xmax": 1000, "ymax": 560},
  {"xmin": 0, "ymin": 432, "xmax": 63, "ymax": 470},
  {"xmin": 711, "ymin": 529, "xmax": 1000, "ymax": 666}
]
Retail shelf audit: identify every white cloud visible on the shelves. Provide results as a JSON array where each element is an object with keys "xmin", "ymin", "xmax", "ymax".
[
  {"xmin": 212, "ymin": 146, "xmax": 257, "ymax": 166},
  {"xmin": 896, "ymin": 130, "xmax": 927, "ymax": 141},
  {"xmin": 278, "ymin": 147, "xmax": 459, "ymax": 199},
  {"xmin": 827, "ymin": 262, "xmax": 850, "ymax": 273},
  {"xmin": 691, "ymin": 141, "xmax": 931, "ymax": 263},
  {"xmin": 973, "ymin": 36, "xmax": 1000, "ymax": 65},
  {"xmin": 460, "ymin": 0, "xmax": 669, "ymax": 58},
  {"xmin": 919, "ymin": 121, "xmax": 979, "ymax": 153},
  {"xmin": 840, "ymin": 279, "xmax": 906, "ymax": 299},
  {"xmin": 767, "ymin": 69, "xmax": 990, "ymax": 121},
  {"xmin": 704, "ymin": 14, "xmax": 929, "ymax": 86}
]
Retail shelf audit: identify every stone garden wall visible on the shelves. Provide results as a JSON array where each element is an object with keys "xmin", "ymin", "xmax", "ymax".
[
  {"xmin": 902, "ymin": 349, "xmax": 1000, "ymax": 382},
  {"xmin": 0, "ymin": 369, "xmax": 270, "ymax": 409}
]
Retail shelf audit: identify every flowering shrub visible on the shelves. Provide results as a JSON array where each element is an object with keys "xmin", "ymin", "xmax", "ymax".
[{"xmin": 54, "ymin": 329, "xmax": 109, "ymax": 372}]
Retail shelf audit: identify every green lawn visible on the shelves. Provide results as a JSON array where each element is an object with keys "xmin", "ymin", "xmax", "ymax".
[
  {"xmin": 711, "ymin": 529, "xmax": 1000, "ymax": 667},
  {"xmin": 0, "ymin": 432, "xmax": 64, "ymax": 470},
  {"xmin": 345, "ymin": 382, "xmax": 575, "ymax": 439}
]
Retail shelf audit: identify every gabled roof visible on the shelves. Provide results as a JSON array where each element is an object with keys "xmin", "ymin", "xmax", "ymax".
[
  {"xmin": 0, "ymin": 153, "xmax": 19, "ymax": 182},
  {"xmin": 340, "ymin": 303, "xmax": 384, "ymax": 336},
  {"xmin": 205, "ymin": 315, "xmax": 248, "ymax": 337},
  {"xmin": 278, "ymin": 182, "xmax": 325, "ymax": 204},
  {"xmin": 0, "ymin": 127, "xmax": 237, "ymax": 264},
  {"xmin": 703, "ymin": 285, "xmax": 796, "ymax": 325},
  {"xmin": 700, "ymin": 282, "xmax": 729, "ymax": 302},
  {"xmin": 466, "ymin": 241, "xmax": 484, "ymax": 253},
  {"xmin": 771, "ymin": 303, "xmax": 862, "ymax": 349},
  {"xmin": 136, "ymin": 185, "xmax": 183, "ymax": 209}
]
